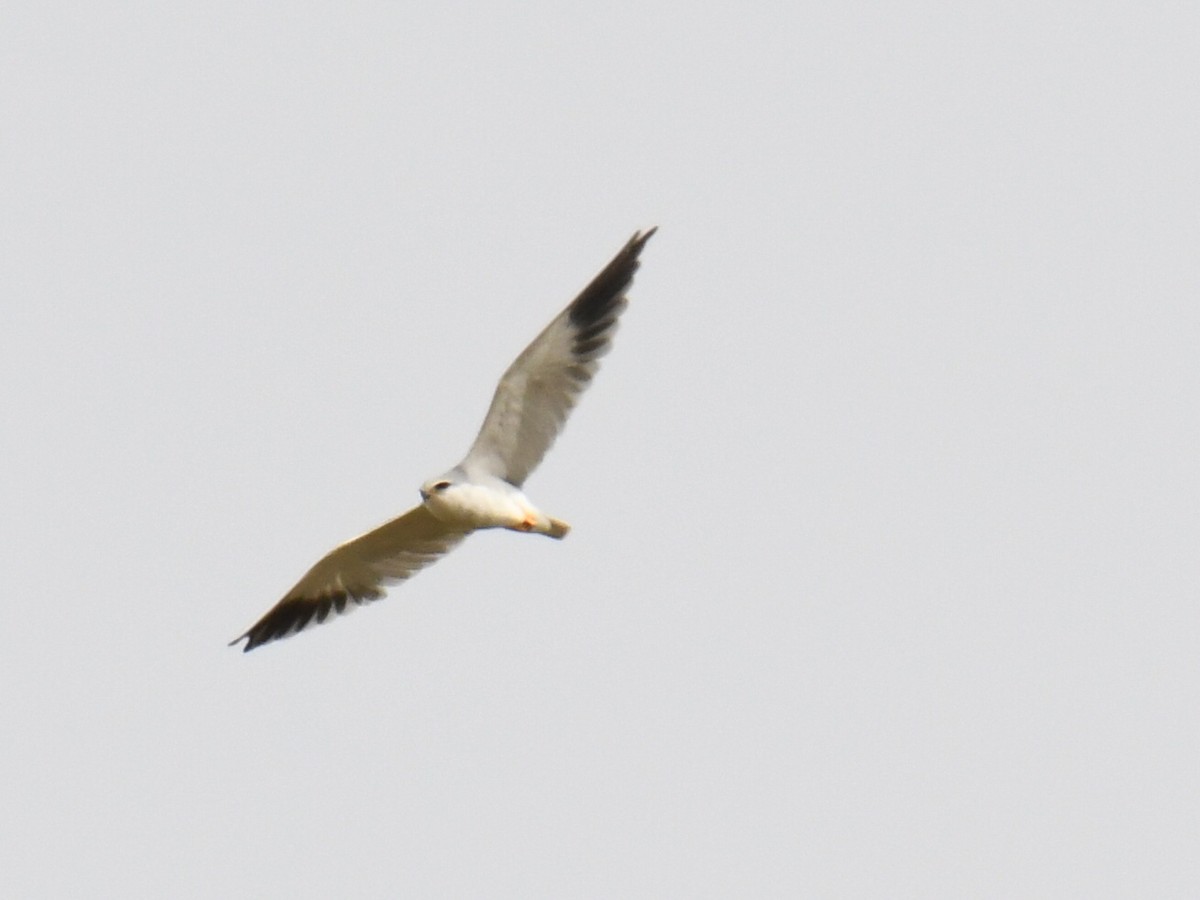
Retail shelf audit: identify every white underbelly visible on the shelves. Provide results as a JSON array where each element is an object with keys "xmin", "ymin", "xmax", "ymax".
[{"xmin": 423, "ymin": 483, "xmax": 531, "ymax": 530}]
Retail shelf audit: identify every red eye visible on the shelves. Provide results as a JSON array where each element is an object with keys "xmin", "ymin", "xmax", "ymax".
[{"xmin": 433, "ymin": 481, "xmax": 451, "ymax": 491}]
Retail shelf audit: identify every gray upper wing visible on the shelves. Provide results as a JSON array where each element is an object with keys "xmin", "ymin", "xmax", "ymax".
[
  {"xmin": 231, "ymin": 505, "xmax": 467, "ymax": 651},
  {"xmin": 461, "ymin": 228, "xmax": 656, "ymax": 487}
]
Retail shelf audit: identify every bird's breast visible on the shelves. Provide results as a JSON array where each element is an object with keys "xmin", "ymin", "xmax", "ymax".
[{"xmin": 422, "ymin": 483, "xmax": 529, "ymax": 530}]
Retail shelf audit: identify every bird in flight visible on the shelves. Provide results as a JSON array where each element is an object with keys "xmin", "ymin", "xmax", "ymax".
[{"xmin": 231, "ymin": 228, "xmax": 656, "ymax": 651}]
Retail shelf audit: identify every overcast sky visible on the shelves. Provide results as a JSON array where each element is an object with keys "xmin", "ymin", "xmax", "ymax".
[{"xmin": 2, "ymin": 2, "xmax": 1197, "ymax": 897}]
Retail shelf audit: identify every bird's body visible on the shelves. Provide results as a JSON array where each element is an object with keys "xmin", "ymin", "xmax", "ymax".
[
  {"xmin": 231, "ymin": 228, "xmax": 655, "ymax": 651},
  {"xmin": 421, "ymin": 470, "xmax": 566, "ymax": 537}
]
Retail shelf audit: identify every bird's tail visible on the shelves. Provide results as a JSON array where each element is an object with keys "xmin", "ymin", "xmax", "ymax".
[{"xmin": 546, "ymin": 517, "xmax": 571, "ymax": 540}]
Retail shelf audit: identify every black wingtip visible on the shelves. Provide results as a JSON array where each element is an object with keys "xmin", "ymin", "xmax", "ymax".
[
  {"xmin": 230, "ymin": 617, "xmax": 282, "ymax": 653},
  {"xmin": 231, "ymin": 589, "xmax": 370, "ymax": 653},
  {"xmin": 631, "ymin": 225, "xmax": 658, "ymax": 246},
  {"xmin": 228, "ymin": 614, "xmax": 285, "ymax": 653},
  {"xmin": 228, "ymin": 630, "xmax": 259, "ymax": 652},
  {"xmin": 621, "ymin": 226, "xmax": 658, "ymax": 264},
  {"xmin": 567, "ymin": 227, "xmax": 657, "ymax": 328}
]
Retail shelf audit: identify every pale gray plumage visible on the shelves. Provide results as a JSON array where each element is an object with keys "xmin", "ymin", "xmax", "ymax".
[
  {"xmin": 463, "ymin": 245, "xmax": 632, "ymax": 486},
  {"xmin": 231, "ymin": 228, "xmax": 656, "ymax": 651}
]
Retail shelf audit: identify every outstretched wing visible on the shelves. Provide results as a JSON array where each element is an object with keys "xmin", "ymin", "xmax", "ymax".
[
  {"xmin": 231, "ymin": 506, "xmax": 468, "ymax": 652},
  {"xmin": 461, "ymin": 228, "xmax": 656, "ymax": 487}
]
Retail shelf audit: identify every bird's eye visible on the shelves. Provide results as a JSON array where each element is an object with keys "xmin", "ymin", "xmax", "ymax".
[{"xmin": 433, "ymin": 481, "xmax": 451, "ymax": 492}]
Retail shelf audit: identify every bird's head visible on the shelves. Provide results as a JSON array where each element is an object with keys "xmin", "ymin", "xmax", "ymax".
[{"xmin": 419, "ymin": 470, "xmax": 460, "ymax": 503}]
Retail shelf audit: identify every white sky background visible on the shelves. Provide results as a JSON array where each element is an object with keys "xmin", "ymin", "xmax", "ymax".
[{"xmin": 2, "ymin": 1, "xmax": 1197, "ymax": 896}]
